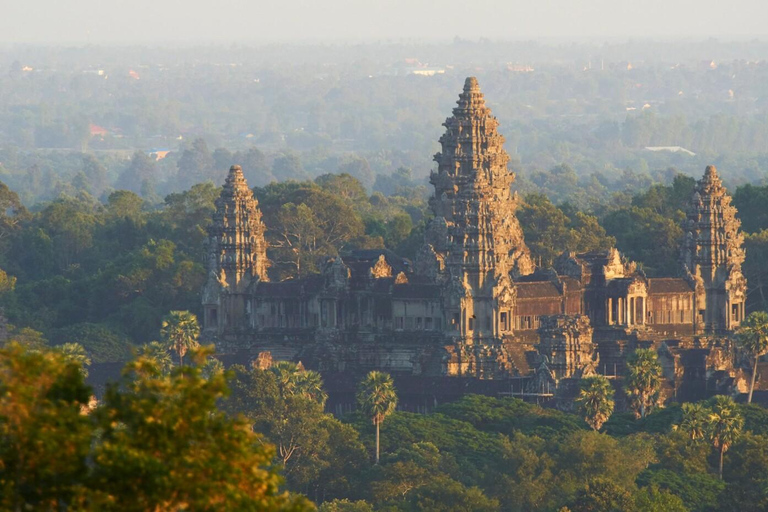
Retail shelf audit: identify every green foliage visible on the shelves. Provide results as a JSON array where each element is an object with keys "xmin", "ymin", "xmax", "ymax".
[
  {"xmin": 637, "ymin": 469, "xmax": 723, "ymax": 512},
  {"xmin": 0, "ymin": 343, "xmax": 92, "ymax": 510},
  {"xmin": 136, "ymin": 341, "xmax": 174, "ymax": 375},
  {"xmin": 91, "ymin": 347, "xmax": 311, "ymax": 510},
  {"xmin": 224, "ymin": 364, "xmax": 368, "ymax": 500},
  {"xmin": 160, "ymin": 310, "xmax": 200, "ymax": 365},
  {"xmin": 602, "ymin": 206, "xmax": 683, "ymax": 276},
  {"xmin": 518, "ymin": 193, "xmax": 615, "ymax": 266},
  {"xmin": 624, "ymin": 349, "xmax": 663, "ymax": 419},
  {"xmin": 435, "ymin": 394, "xmax": 586, "ymax": 440},
  {"xmin": 568, "ymin": 478, "xmax": 635, "ymax": 512},
  {"xmin": 54, "ymin": 342, "xmax": 92, "ymax": 377},
  {"xmin": 50, "ymin": 322, "xmax": 134, "ymax": 363},
  {"xmin": 720, "ymin": 433, "xmax": 768, "ymax": 511},
  {"xmin": 319, "ymin": 499, "xmax": 374, "ymax": 512},
  {"xmin": 0, "ymin": 344, "xmax": 312, "ymax": 510},
  {"xmin": 707, "ymin": 395, "xmax": 744, "ymax": 480},
  {"xmin": 736, "ymin": 311, "xmax": 768, "ymax": 402},
  {"xmin": 576, "ymin": 375, "xmax": 615, "ymax": 431},
  {"xmin": 357, "ymin": 371, "xmax": 398, "ymax": 463},
  {"xmin": 633, "ymin": 485, "xmax": 688, "ymax": 512}
]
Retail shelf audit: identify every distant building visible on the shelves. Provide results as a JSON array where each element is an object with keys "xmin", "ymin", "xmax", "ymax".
[
  {"xmin": 644, "ymin": 146, "xmax": 696, "ymax": 156},
  {"xmin": 89, "ymin": 124, "xmax": 109, "ymax": 138},
  {"xmin": 147, "ymin": 149, "xmax": 171, "ymax": 161},
  {"xmin": 408, "ymin": 67, "xmax": 445, "ymax": 77}
]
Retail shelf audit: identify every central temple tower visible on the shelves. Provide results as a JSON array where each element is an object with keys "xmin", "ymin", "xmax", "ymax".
[
  {"xmin": 418, "ymin": 77, "xmax": 533, "ymax": 343},
  {"xmin": 681, "ymin": 165, "xmax": 747, "ymax": 333}
]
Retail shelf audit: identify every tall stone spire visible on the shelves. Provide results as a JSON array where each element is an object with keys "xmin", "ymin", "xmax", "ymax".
[
  {"xmin": 419, "ymin": 77, "xmax": 533, "ymax": 341},
  {"xmin": 682, "ymin": 165, "xmax": 746, "ymax": 332},
  {"xmin": 202, "ymin": 165, "xmax": 269, "ymax": 332}
]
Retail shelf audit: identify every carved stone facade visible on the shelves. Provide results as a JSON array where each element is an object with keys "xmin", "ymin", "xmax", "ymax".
[
  {"xmin": 203, "ymin": 79, "xmax": 747, "ymax": 403},
  {"xmin": 537, "ymin": 315, "xmax": 597, "ymax": 380},
  {"xmin": 202, "ymin": 165, "xmax": 269, "ymax": 333},
  {"xmin": 681, "ymin": 165, "xmax": 747, "ymax": 333},
  {"xmin": 419, "ymin": 77, "xmax": 533, "ymax": 345}
]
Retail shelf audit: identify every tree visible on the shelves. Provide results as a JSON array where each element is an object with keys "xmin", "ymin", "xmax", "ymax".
[
  {"xmin": 319, "ymin": 499, "xmax": 373, "ymax": 512},
  {"xmin": 576, "ymin": 375, "xmax": 615, "ymax": 431},
  {"xmin": 54, "ymin": 342, "xmax": 92, "ymax": 378},
  {"xmin": 90, "ymin": 348, "xmax": 312, "ymax": 510},
  {"xmin": 116, "ymin": 151, "xmax": 156, "ymax": 196},
  {"xmin": 270, "ymin": 361, "xmax": 328, "ymax": 406},
  {"xmin": 176, "ymin": 138, "xmax": 215, "ymax": 190},
  {"xmin": 223, "ymin": 364, "xmax": 365, "ymax": 497},
  {"xmin": 736, "ymin": 311, "xmax": 768, "ymax": 403},
  {"xmin": 676, "ymin": 402, "xmax": 709, "ymax": 442},
  {"xmin": 137, "ymin": 341, "xmax": 174, "ymax": 375},
  {"xmin": 357, "ymin": 371, "xmax": 398, "ymax": 464},
  {"xmin": 633, "ymin": 485, "xmax": 688, "ymax": 512},
  {"xmin": 569, "ymin": 478, "xmax": 635, "ymax": 512},
  {"xmin": 707, "ymin": 395, "xmax": 743, "ymax": 480},
  {"xmin": 160, "ymin": 310, "xmax": 200, "ymax": 366},
  {"xmin": 624, "ymin": 349, "xmax": 663, "ymax": 419},
  {"xmin": 0, "ymin": 343, "xmax": 92, "ymax": 510}
]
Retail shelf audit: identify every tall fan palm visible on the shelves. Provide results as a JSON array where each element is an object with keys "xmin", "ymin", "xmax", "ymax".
[
  {"xmin": 356, "ymin": 371, "xmax": 397, "ymax": 464},
  {"xmin": 576, "ymin": 375, "xmax": 615, "ymax": 431},
  {"xmin": 160, "ymin": 311, "xmax": 200, "ymax": 367},
  {"xmin": 624, "ymin": 348, "xmax": 662, "ymax": 419},
  {"xmin": 293, "ymin": 369, "xmax": 328, "ymax": 406},
  {"xmin": 55, "ymin": 342, "xmax": 92, "ymax": 378},
  {"xmin": 137, "ymin": 341, "xmax": 174, "ymax": 375},
  {"xmin": 269, "ymin": 361, "xmax": 327, "ymax": 405},
  {"xmin": 708, "ymin": 395, "xmax": 743, "ymax": 480},
  {"xmin": 736, "ymin": 311, "xmax": 768, "ymax": 403},
  {"xmin": 676, "ymin": 402, "xmax": 709, "ymax": 442}
]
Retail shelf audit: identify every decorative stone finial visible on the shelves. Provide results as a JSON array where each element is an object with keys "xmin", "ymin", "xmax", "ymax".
[
  {"xmin": 463, "ymin": 76, "xmax": 480, "ymax": 92},
  {"xmin": 230, "ymin": 164, "xmax": 243, "ymax": 172},
  {"xmin": 704, "ymin": 165, "xmax": 718, "ymax": 179}
]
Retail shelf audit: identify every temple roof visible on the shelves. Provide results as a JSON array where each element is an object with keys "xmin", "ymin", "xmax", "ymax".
[{"xmin": 648, "ymin": 278, "xmax": 694, "ymax": 294}]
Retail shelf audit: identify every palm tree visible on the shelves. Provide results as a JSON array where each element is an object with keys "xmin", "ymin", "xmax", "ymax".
[
  {"xmin": 736, "ymin": 311, "xmax": 768, "ymax": 403},
  {"xmin": 708, "ymin": 395, "xmax": 743, "ymax": 480},
  {"xmin": 56, "ymin": 342, "xmax": 92, "ymax": 378},
  {"xmin": 356, "ymin": 371, "xmax": 397, "ymax": 464},
  {"xmin": 576, "ymin": 375, "xmax": 615, "ymax": 431},
  {"xmin": 137, "ymin": 341, "xmax": 174, "ymax": 375},
  {"xmin": 269, "ymin": 361, "xmax": 328, "ymax": 405},
  {"xmin": 270, "ymin": 361, "xmax": 301, "ymax": 394},
  {"xmin": 160, "ymin": 311, "xmax": 200, "ymax": 367},
  {"xmin": 293, "ymin": 369, "xmax": 328, "ymax": 406},
  {"xmin": 676, "ymin": 402, "xmax": 709, "ymax": 442},
  {"xmin": 624, "ymin": 348, "xmax": 662, "ymax": 419}
]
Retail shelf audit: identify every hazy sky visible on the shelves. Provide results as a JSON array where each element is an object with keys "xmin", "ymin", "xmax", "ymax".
[{"xmin": 3, "ymin": 0, "xmax": 768, "ymax": 45}]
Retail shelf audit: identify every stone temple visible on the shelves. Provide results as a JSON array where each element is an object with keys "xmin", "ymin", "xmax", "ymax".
[{"xmin": 202, "ymin": 77, "xmax": 748, "ymax": 407}]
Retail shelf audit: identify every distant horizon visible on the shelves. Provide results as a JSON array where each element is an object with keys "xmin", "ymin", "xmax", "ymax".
[
  {"xmin": 4, "ymin": 0, "xmax": 768, "ymax": 46},
  {"xmin": 3, "ymin": 34, "xmax": 768, "ymax": 48}
]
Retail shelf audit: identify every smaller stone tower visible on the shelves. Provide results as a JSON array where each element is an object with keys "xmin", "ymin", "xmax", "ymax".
[
  {"xmin": 202, "ymin": 165, "xmax": 269, "ymax": 333},
  {"xmin": 681, "ymin": 166, "xmax": 746, "ymax": 333}
]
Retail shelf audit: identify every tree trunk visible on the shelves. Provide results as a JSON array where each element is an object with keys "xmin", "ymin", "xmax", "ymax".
[
  {"xmin": 719, "ymin": 445, "xmax": 725, "ymax": 480},
  {"xmin": 375, "ymin": 421, "xmax": 380, "ymax": 464},
  {"xmin": 749, "ymin": 356, "xmax": 759, "ymax": 404}
]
